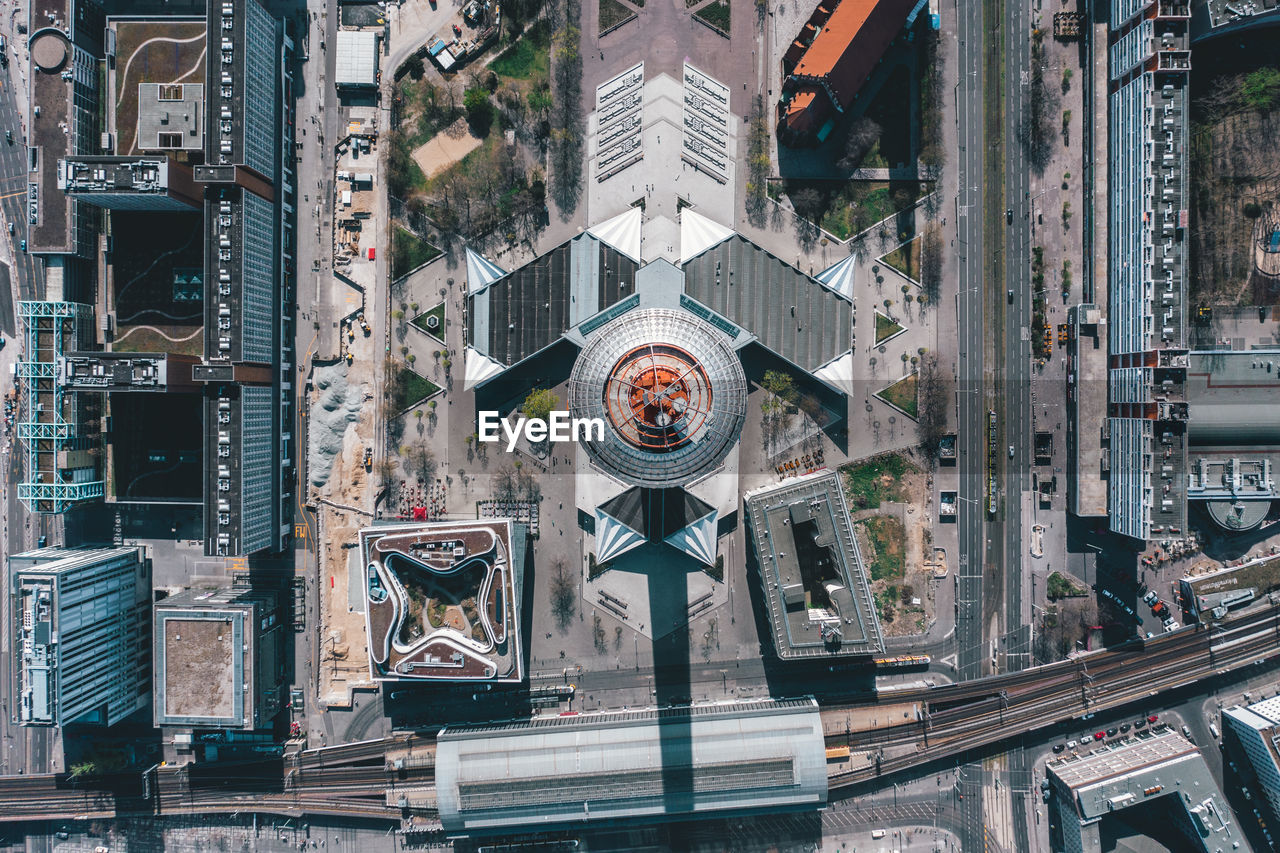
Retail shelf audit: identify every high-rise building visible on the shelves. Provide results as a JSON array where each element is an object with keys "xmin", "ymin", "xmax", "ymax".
[
  {"xmin": 1046, "ymin": 724, "xmax": 1242, "ymax": 853},
  {"xmin": 153, "ymin": 585, "xmax": 284, "ymax": 733},
  {"xmin": 1105, "ymin": 0, "xmax": 1191, "ymax": 541},
  {"xmin": 22, "ymin": 0, "xmax": 296, "ymax": 556},
  {"xmin": 195, "ymin": 0, "xmax": 295, "ymax": 556},
  {"xmin": 8, "ymin": 547, "xmax": 151, "ymax": 727},
  {"xmin": 1223, "ymin": 696, "xmax": 1280, "ymax": 820}
]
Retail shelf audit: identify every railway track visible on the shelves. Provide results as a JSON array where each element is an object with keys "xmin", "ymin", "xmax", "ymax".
[
  {"xmin": 828, "ymin": 607, "xmax": 1280, "ymax": 788},
  {"xmin": 1, "ymin": 606, "xmax": 1277, "ymax": 822}
]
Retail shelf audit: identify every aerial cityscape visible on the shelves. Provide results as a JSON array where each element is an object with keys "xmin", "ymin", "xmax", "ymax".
[{"xmin": 1, "ymin": 0, "xmax": 1280, "ymax": 850}]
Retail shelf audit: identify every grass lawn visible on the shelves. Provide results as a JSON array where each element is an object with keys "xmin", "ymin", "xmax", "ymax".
[
  {"xmin": 875, "ymin": 310, "xmax": 904, "ymax": 344},
  {"xmin": 411, "ymin": 303, "xmax": 446, "ymax": 343},
  {"xmin": 841, "ymin": 452, "xmax": 918, "ymax": 509},
  {"xmin": 798, "ymin": 181, "xmax": 927, "ymax": 241},
  {"xmin": 881, "ymin": 237, "xmax": 921, "ymax": 282},
  {"xmin": 391, "ymin": 364, "xmax": 441, "ymax": 412},
  {"xmin": 859, "ymin": 516, "xmax": 906, "ymax": 582},
  {"xmin": 599, "ymin": 0, "xmax": 636, "ymax": 32},
  {"xmin": 391, "ymin": 226, "xmax": 441, "ymax": 280},
  {"xmin": 877, "ymin": 374, "xmax": 919, "ymax": 419},
  {"xmin": 489, "ymin": 19, "xmax": 551, "ymax": 80},
  {"xmin": 694, "ymin": 0, "xmax": 730, "ymax": 31}
]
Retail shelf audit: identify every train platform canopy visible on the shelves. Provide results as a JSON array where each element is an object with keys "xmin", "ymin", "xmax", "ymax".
[{"xmin": 435, "ymin": 698, "xmax": 827, "ymax": 833}]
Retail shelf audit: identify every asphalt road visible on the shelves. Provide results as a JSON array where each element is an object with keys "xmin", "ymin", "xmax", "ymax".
[
  {"xmin": 1002, "ymin": 0, "xmax": 1032, "ymax": 676},
  {"xmin": 954, "ymin": 0, "xmax": 991, "ymax": 847},
  {"xmin": 954, "ymin": 0, "xmax": 987, "ymax": 686},
  {"xmin": 1000, "ymin": 0, "xmax": 1033, "ymax": 849},
  {"xmin": 0, "ymin": 28, "xmax": 51, "ymax": 780}
]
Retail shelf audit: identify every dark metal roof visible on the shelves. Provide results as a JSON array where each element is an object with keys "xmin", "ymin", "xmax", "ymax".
[
  {"xmin": 470, "ymin": 235, "xmax": 638, "ymax": 367},
  {"xmin": 599, "ymin": 487, "xmax": 714, "ymax": 540},
  {"xmin": 682, "ymin": 236, "xmax": 852, "ymax": 371}
]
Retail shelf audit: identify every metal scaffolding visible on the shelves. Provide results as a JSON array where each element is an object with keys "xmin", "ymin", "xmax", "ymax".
[{"xmin": 16, "ymin": 300, "xmax": 103, "ymax": 513}]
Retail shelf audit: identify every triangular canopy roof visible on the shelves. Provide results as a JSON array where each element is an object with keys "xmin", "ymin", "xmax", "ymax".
[
  {"xmin": 595, "ymin": 508, "xmax": 647, "ymax": 563},
  {"xmin": 463, "ymin": 346, "xmax": 504, "ymax": 390},
  {"xmin": 679, "ymin": 208, "xmax": 735, "ymax": 265},
  {"xmin": 664, "ymin": 508, "xmax": 718, "ymax": 567},
  {"xmin": 813, "ymin": 351, "xmax": 855, "ymax": 395},
  {"xmin": 587, "ymin": 206, "xmax": 643, "ymax": 262},
  {"xmin": 815, "ymin": 253, "xmax": 858, "ymax": 300},
  {"xmin": 466, "ymin": 248, "xmax": 507, "ymax": 295}
]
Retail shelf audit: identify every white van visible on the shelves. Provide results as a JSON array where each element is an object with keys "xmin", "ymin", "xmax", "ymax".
[
  {"xmin": 1209, "ymin": 722, "xmax": 1220, "ymax": 739},
  {"xmin": 871, "ymin": 830, "xmax": 887, "ymax": 839}
]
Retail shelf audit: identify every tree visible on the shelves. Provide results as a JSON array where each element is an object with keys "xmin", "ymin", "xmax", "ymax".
[
  {"xmin": 916, "ymin": 353, "xmax": 952, "ymax": 461},
  {"xmin": 408, "ymin": 442, "xmax": 437, "ymax": 483},
  {"xmin": 791, "ymin": 187, "xmax": 824, "ymax": 223},
  {"xmin": 920, "ymin": 223, "xmax": 942, "ymax": 303},
  {"xmin": 550, "ymin": 559, "xmax": 575, "ymax": 633},
  {"xmin": 521, "ymin": 387, "xmax": 560, "ymax": 422},
  {"xmin": 1242, "ymin": 67, "xmax": 1280, "ymax": 112},
  {"xmin": 375, "ymin": 456, "xmax": 399, "ymax": 492},
  {"xmin": 836, "ymin": 116, "xmax": 882, "ymax": 171},
  {"xmin": 463, "ymin": 88, "xmax": 495, "ymax": 136}
]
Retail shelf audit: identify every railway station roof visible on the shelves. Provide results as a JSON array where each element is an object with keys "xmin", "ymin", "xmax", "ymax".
[{"xmin": 435, "ymin": 698, "xmax": 827, "ymax": 832}]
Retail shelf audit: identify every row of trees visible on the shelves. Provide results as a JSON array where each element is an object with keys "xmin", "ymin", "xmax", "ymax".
[
  {"xmin": 547, "ymin": 0, "xmax": 584, "ymax": 215},
  {"xmin": 745, "ymin": 96, "xmax": 771, "ymax": 226}
]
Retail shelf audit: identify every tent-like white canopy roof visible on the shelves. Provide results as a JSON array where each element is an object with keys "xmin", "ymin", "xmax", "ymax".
[
  {"xmin": 815, "ymin": 253, "xmax": 858, "ymax": 300},
  {"xmin": 594, "ymin": 509, "xmax": 646, "ymax": 563},
  {"xmin": 679, "ymin": 208, "xmax": 735, "ymax": 265},
  {"xmin": 587, "ymin": 206, "xmax": 643, "ymax": 263},
  {"xmin": 463, "ymin": 347, "xmax": 504, "ymax": 390},
  {"xmin": 664, "ymin": 509, "xmax": 718, "ymax": 566},
  {"xmin": 466, "ymin": 248, "xmax": 507, "ymax": 295}
]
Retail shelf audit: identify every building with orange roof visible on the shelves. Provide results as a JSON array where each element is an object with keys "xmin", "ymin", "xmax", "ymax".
[{"xmin": 777, "ymin": 0, "xmax": 918, "ymax": 146}]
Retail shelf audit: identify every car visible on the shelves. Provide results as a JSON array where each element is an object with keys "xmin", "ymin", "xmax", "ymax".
[
  {"xmin": 37, "ymin": 535, "xmax": 46, "ymax": 548},
  {"xmin": 1006, "ymin": 208, "xmax": 1013, "ymax": 224},
  {"xmin": 0, "ymin": 335, "xmax": 4, "ymax": 349},
  {"xmin": 19, "ymin": 239, "xmax": 26, "ymax": 252},
  {"xmin": 1052, "ymin": 743, "xmax": 1065, "ymax": 753},
  {"xmin": 7, "ymin": 222, "xmax": 13, "ymax": 234},
  {"xmin": 1143, "ymin": 590, "xmax": 1158, "ymax": 606},
  {"xmin": 1066, "ymin": 739, "xmax": 1077, "ymax": 750},
  {"xmin": 5, "ymin": 130, "xmax": 11, "ymax": 144},
  {"xmin": 1148, "ymin": 715, "xmax": 1159, "ymax": 723},
  {"xmin": 1008, "ymin": 289, "xmax": 1014, "ymax": 303},
  {"xmin": 1135, "ymin": 718, "xmax": 1147, "ymax": 729},
  {"xmin": 1106, "ymin": 728, "xmax": 1118, "ymax": 737},
  {"xmin": 1009, "ymin": 445, "xmax": 1015, "ymax": 457},
  {"xmin": 1094, "ymin": 731, "xmax": 1105, "ymax": 740},
  {"xmin": 1120, "ymin": 723, "xmax": 1131, "ymax": 733}
]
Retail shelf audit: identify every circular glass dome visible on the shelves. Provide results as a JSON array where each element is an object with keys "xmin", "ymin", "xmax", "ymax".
[{"xmin": 569, "ymin": 308, "xmax": 747, "ymax": 487}]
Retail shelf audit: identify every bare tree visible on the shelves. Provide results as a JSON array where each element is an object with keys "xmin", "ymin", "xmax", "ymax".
[
  {"xmin": 407, "ymin": 442, "xmax": 437, "ymax": 483},
  {"xmin": 916, "ymin": 353, "xmax": 952, "ymax": 461},
  {"xmin": 836, "ymin": 117, "xmax": 882, "ymax": 171},
  {"xmin": 549, "ymin": 559, "xmax": 575, "ymax": 633},
  {"xmin": 920, "ymin": 222, "xmax": 942, "ymax": 303}
]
